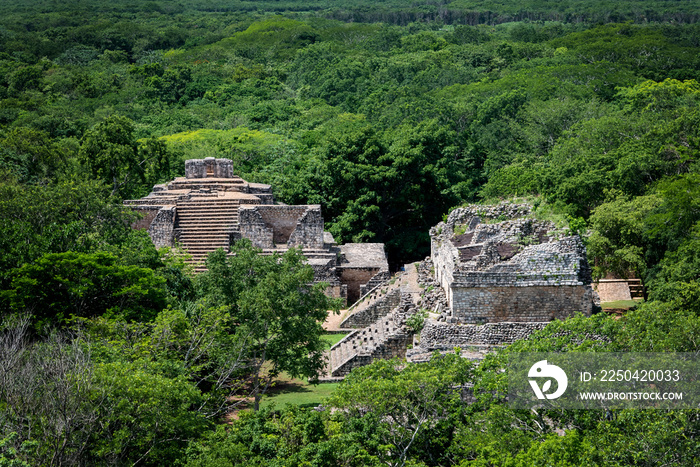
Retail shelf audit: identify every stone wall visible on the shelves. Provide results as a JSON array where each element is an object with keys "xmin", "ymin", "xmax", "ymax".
[
  {"xmin": 238, "ymin": 207, "xmax": 274, "ymax": 248},
  {"xmin": 330, "ymin": 293, "xmax": 415, "ymax": 377},
  {"xmin": 594, "ymin": 279, "xmax": 632, "ymax": 302},
  {"xmin": 147, "ymin": 206, "xmax": 176, "ymax": 248},
  {"xmin": 131, "ymin": 206, "xmax": 160, "ymax": 230},
  {"xmin": 430, "ymin": 202, "xmax": 597, "ymax": 323},
  {"xmin": 238, "ymin": 205, "xmax": 325, "ymax": 249},
  {"xmin": 339, "ymin": 267, "xmax": 382, "ymax": 304},
  {"xmin": 185, "ymin": 157, "xmax": 234, "ymax": 179},
  {"xmin": 359, "ymin": 270, "xmax": 391, "ymax": 298},
  {"xmin": 287, "ymin": 207, "xmax": 325, "ymax": 249},
  {"xmin": 450, "ymin": 285, "xmax": 594, "ymax": 323},
  {"xmin": 418, "ymin": 320, "xmax": 548, "ymax": 349}
]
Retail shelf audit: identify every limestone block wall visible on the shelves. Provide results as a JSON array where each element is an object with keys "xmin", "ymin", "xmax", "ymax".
[
  {"xmin": 430, "ymin": 236, "xmax": 460, "ymax": 307},
  {"xmin": 185, "ymin": 157, "xmax": 234, "ymax": 179},
  {"xmin": 450, "ymin": 285, "xmax": 594, "ymax": 323},
  {"xmin": 148, "ymin": 206, "xmax": 176, "ymax": 248},
  {"xmin": 238, "ymin": 208, "xmax": 274, "ymax": 248},
  {"xmin": 594, "ymin": 279, "xmax": 632, "ymax": 302},
  {"xmin": 339, "ymin": 267, "xmax": 382, "ymax": 304},
  {"xmin": 239, "ymin": 205, "xmax": 324, "ymax": 248},
  {"xmin": 131, "ymin": 206, "xmax": 160, "ymax": 230},
  {"xmin": 359, "ymin": 270, "xmax": 391, "ymax": 298},
  {"xmin": 257, "ymin": 206, "xmax": 308, "ymax": 244},
  {"xmin": 418, "ymin": 320, "xmax": 548, "ymax": 349},
  {"xmin": 287, "ymin": 208, "xmax": 325, "ymax": 249}
]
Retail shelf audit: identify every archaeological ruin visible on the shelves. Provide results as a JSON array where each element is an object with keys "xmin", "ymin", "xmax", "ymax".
[
  {"xmin": 409, "ymin": 202, "xmax": 600, "ymax": 360},
  {"xmin": 124, "ymin": 157, "xmax": 388, "ymax": 304},
  {"xmin": 127, "ymin": 168, "xmax": 598, "ymax": 379},
  {"xmin": 328, "ymin": 201, "xmax": 600, "ymax": 377}
]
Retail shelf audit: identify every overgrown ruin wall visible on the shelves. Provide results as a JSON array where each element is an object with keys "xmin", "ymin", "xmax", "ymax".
[
  {"xmin": 238, "ymin": 207, "xmax": 274, "ymax": 248},
  {"xmin": 419, "ymin": 321, "xmax": 548, "ymax": 349},
  {"xmin": 430, "ymin": 202, "xmax": 597, "ymax": 325},
  {"xmin": 451, "ymin": 285, "xmax": 593, "ymax": 323},
  {"xmin": 287, "ymin": 208, "xmax": 325, "ymax": 249}
]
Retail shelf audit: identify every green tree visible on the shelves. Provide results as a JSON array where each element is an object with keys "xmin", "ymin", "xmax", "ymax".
[
  {"xmin": 2, "ymin": 251, "xmax": 167, "ymax": 326},
  {"xmin": 0, "ymin": 178, "xmax": 138, "ymax": 277},
  {"xmin": 79, "ymin": 115, "xmax": 174, "ymax": 199},
  {"xmin": 328, "ymin": 353, "xmax": 473, "ymax": 467},
  {"xmin": 197, "ymin": 240, "xmax": 340, "ymax": 410}
]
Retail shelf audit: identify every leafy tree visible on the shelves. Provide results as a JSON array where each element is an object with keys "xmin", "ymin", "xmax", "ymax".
[
  {"xmin": 328, "ymin": 353, "xmax": 473, "ymax": 467},
  {"xmin": 646, "ymin": 222, "xmax": 700, "ymax": 313},
  {"xmin": 197, "ymin": 240, "xmax": 340, "ymax": 410},
  {"xmin": 79, "ymin": 115, "xmax": 174, "ymax": 199},
  {"xmin": 587, "ymin": 193, "xmax": 662, "ymax": 281},
  {"xmin": 90, "ymin": 360, "xmax": 208, "ymax": 465},
  {"xmin": 0, "ymin": 178, "xmax": 138, "ymax": 277},
  {"xmin": 0, "ymin": 127, "xmax": 68, "ymax": 184},
  {"xmin": 2, "ymin": 251, "xmax": 167, "ymax": 326}
]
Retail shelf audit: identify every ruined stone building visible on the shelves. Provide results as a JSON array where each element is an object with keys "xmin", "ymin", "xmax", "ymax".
[
  {"xmin": 124, "ymin": 157, "xmax": 388, "ymax": 304},
  {"xmin": 329, "ymin": 202, "xmax": 600, "ymax": 378},
  {"xmin": 408, "ymin": 202, "xmax": 599, "ymax": 360}
]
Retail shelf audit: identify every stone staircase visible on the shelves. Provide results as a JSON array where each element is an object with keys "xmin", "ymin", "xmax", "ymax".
[
  {"xmin": 340, "ymin": 288, "xmax": 402, "ymax": 329},
  {"xmin": 627, "ymin": 279, "xmax": 644, "ymax": 299},
  {"xmin": 175, "ymin": 197, "xmax": 240, "ymax": 271},
  {"xmin": 327, "ymin": 292, "xmax": 415, "ymax": 378}
]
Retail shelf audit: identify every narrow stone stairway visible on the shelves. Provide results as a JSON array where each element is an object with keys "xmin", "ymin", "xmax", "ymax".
[
  {"xmin": 327, "ymin": 293, "xmax": 415, "ymax": 378},
  {"xmin": 176, "ymin": 197, "xmax": 240, "ymax": 271}
]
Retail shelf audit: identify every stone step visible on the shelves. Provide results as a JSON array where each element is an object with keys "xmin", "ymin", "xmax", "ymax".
[
  {"xmin": 177, "ymin": 223, "xmax": 237, "ymax": 229},
  {"xmin": 177, "ymin": 213, "xmax": 238, "ymax": 218},
  {"xmin": 177, "ymin": 207, "xmax": 239, "ymax": 212},
  {"xmin": 177, "ymin": 214, "xmax": 238, "ymax": 219},
  {"xmin": 177, "ymin": 223, "xmax": 237, "ymax": 228},
  {"xmin": 177, "ymin": 223, "xmax": 239, "ymax": 228},
  {"xmin": 177, "ymin": 198, "xmax": 240, "ymax": 202},
  {"xmin": 330, "ymin": 309, "xmax": 407, "ymax": 377},
  {"xmin": 179, "ymin": 235, "xmax": 230, "ymax": 241},
  {"xmin": 178, "ymin": 219, "xmax": 237, "ymax": 224},
  {"xmin": 180, "ymin": 247, "xmax": 229, "ymax": 252}
]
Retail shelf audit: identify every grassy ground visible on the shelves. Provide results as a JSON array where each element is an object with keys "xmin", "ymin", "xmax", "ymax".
[
  {"xmin": 321, "ymin": 332, "xmax": 347, "ymax": 347},
  {"xmin": 601, "ymin": 299, "xmax": 643, "ymax": 310},
  {"xmin": 260, "ymin": 375, "xmax": 340, "ymax": 409},
  {"xmin": 258, "ymin": 333, "xmax": 347, "ymax": 409}
]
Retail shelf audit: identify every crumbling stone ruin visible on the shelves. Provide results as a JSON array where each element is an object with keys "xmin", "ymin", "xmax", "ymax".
[
  {"xmin": 325, "ymin": 201, "xmax": 600, "ymax": 378},
  {"xmin": 408, "ymin": 201, "xmax": 599, "ymax": 361},
  {"xmin": 124, "ymin": 157, "xmax": 388, "ymax": 304}
]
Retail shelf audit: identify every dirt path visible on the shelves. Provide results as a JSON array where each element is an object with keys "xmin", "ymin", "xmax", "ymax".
[
  {"xmin": 400, "ymin": 262, "xmax": 422, "ymax": 306},
  {"xmin": 322, "ymin": 307, "xmax": 346, "ymax": 331}
]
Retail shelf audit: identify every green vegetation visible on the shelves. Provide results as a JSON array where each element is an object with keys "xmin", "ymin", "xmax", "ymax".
[
  {"xmin": 259, "ymin": 375, "xmax": 341, "ymax": 409},
  {"xmin": 601, "ymin": 299, "xmax": 642, "ymax": 310},
  {"xmin": 320, "ymin": 332, "xmax": 348, "ymax": 347},
  {"xmin": 1, "ymin": 0, "xmax": 700, "ymax": 464}
]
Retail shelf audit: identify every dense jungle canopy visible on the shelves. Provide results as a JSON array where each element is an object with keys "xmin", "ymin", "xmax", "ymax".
[{"xmin": 1, "ymin": 0, "xmax": 700, "ymax": 465}]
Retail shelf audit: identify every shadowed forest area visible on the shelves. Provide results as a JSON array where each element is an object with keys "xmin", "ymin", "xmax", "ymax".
[{"xmin": 1, "ymin": 0, "xmax": 700, "ymax": 465}]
